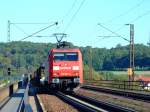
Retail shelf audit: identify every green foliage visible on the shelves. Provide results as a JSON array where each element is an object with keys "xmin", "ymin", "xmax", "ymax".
[
  {"xmin": 83, "ymin": 65, "xmax": 104, "ymax": 80},
  {"xmin": 0, "ymin": 42, "xmax": 150, "ymax": 77},
  {"xmin": 112, "ymin": 74, "xmax": 128, "ymax": 81},
  {"xmin": 83, "ymin": 64, "xmax": 89, "ymax": 80}
]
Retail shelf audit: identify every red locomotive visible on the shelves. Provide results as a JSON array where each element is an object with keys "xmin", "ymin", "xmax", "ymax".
[
  {"xmin": 44, "ymin": 47, "xmax": 83, "ymax": 90},
  {"xmin": 31, "ymin": 36, "xmax": 83, "ymax": 91}
]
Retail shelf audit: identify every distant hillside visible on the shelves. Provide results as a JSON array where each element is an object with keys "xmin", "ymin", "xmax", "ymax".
[{"xmin": 0, "ymin": 41, "xmax": 150, "ymax": 73}]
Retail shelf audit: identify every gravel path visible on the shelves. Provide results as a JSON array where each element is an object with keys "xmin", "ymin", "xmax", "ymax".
[
  {"xmin": 38, "ymin": 94, "xmax": 79, "ymax": 112},
  {"xmin": 75, "ymin": 88, "xmax": 150, "ymax": 112}
]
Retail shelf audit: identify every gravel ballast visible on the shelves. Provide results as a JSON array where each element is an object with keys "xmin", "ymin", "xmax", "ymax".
[
  {"xmin": 75, "ymin": 88, "xmax": 150, "ymax": 112},
  {"xmin": 38, "ymin": 94, "xmax": 79, "ymax": 112}
]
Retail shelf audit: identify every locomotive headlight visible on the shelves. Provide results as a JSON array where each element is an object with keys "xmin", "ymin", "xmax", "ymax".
[
  {"xmin": 72, "ymin": 66, "xmax": 79, "ymax": 70},
  {"xmin": 53, "ymin": 66, "xmax": 59, "ymax": 70},
  {"xmin": 52, "ymin": 78, "xmax": 59, "ymax": 83},
  {"xmin": 74, "ymin": 78, "xmax": 80, "ymax": 83}
]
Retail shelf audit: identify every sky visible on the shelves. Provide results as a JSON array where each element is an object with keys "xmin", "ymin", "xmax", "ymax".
[{"xmin": 0, "ymin": 0, "xmax": 150, "ymax": 48}]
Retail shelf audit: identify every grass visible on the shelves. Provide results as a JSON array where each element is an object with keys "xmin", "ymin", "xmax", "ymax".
[
  {"xmin": 101, "ymin": 71, "xmax": 150, "ymax": 76},
  {"xmin": 97, "ymin": 71, "xmax": 150, "ymax": 81},
  {"xmin": 134, "ymin": 71, "xmax": 150, "ymax": 76}
]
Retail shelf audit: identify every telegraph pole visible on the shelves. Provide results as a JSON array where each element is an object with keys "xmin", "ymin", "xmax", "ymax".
[
  {"xmin": 7, "ymin": 21, "xmax": 58, "ymax": 41},
  {"xmin": 130, "ymin": 24, "xmax": 134, "ymax": 81},
  {"xmin": 88, "ymin": 48, "xmax": 93, "ymax": 80},
  {"xmin": 97, "ymin": 23, "xmax": 135, "ymax": 81},
  {"xmin": 7, "ymin": 20, "xmax": 11, "ymax": 42},
  {"xmin": 126, "ymin": 24, "xmax": 134, "ymax": 81},
  {"xmin": 7, "ymin": 20, "xmax": 11, "ymax": 77}
]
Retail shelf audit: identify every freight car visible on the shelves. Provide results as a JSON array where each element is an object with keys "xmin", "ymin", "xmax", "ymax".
[{"xmin": 31, "ymin": 66, "xmax": 45, "ymax": 86}]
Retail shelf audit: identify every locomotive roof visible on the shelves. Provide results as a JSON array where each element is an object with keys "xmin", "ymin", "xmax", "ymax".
[{"xmin": 50, "ymin": 48, "xmax": 80, "ymax": 52}]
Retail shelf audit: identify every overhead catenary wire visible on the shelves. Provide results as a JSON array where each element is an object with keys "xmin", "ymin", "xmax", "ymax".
[
  {"xmin": 55, "ymin": 0, "xmax": 77, "ymax": 34},
  {"xmin": 62, "ymin": 0, "xmax": 78, "ymax": 21},
  {"xmin": 8, "ymin": 21, "xmax": 57, "ymax": 42},
  {"xmin": 89, "ymin": 36, "xmax": 114, "ymax": 46},
  {"xmin": 10, "ymin": 23, "xmax": 51, "ymax": 24},
  {"xmin": 130, "ymin": 9, "xmax": 150, "ymax": 23},
  {"xmin": 13, "ymin": 24, "xmax": 29, "ymax": 36},
  {"xmin": 104, "ymin": 0, "xmax": 145, "ymax": 24},
  {"xmin": 113, "ymin": 9, "xmax": 150, "ymax": 33},
  {"xmin": 100, "ymin": 0, "xmax": 146, "ymax": 34},
  {"xmin": 19, "ymin": 22, "xmax": 58, "ymax": 41},
  {"xmin": 13, "ymin": 24, "xmax": 53, "ymax": 38},
  {"xmin": 64, "ymin": 0, "xmax": 86, "ymax": 32},
  {"xmin": 98, "ymin": 23, "xmax": 130, "ymax": 42},
  {"xmin": 97, "ymin": 7, "xmax": 150, "ymax": 45}
]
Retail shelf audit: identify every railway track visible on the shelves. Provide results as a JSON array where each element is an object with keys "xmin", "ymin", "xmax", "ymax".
[
  {"xmin": 55, "ymin": 91, "xmax": 136, "ymax": 112},
  {"xmin": 34, "ymin": 84, "xmax": 137, "ymax": 112},
  {"xmin": 81, "ymin": 85, "xmax": 150, "ymax": 103},
  {"xmin": 30, "ymin": 83, "xmax": 139, "ymax": 112},
  {"xmin": 55, "ymin": 91, "xmax": 107, "ymax": 112}
]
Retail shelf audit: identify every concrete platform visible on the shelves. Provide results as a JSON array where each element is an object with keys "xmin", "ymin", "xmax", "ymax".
[{"xmin": 0, "ymin": 88, "xmax": 25, "ymax": 112}]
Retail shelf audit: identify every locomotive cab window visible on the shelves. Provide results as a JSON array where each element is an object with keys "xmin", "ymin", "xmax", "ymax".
[
  {"xmin": 54, "ymin": 53, "xmax": 65, "ymax": 61},
  {"xmin": 66, "ymin": 52, "xmax": 78, "ymax": 61},
  {"xmin": 54, "ymin": 52, "xmax": 78, "ymax": 61}
]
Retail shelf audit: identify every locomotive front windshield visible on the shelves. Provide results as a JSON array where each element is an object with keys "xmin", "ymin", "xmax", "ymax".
[{"xmin": 54, "ymin": 52, "xmax": 78, "ymax": 61}]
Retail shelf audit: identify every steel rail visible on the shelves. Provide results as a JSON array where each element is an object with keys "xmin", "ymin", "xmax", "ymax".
[
  {"xmin": 55, "ymin": 91, "xmax": 107, "ymax": 112},
  {"xmin": 82, "ymin": 85, "xmax": 150, "ymax": 103},
  {"xmin": 71, "ymin": 93, "xmax": 136, "ymax": 112}
]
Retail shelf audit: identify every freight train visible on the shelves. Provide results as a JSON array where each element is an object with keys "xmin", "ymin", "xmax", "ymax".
[{"xmin": 32, "ymin": 41, "xmax": 83, "ymax": 91}]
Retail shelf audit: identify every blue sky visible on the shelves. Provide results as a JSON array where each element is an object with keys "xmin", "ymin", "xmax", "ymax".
[{"xmin": 0, "ymin": 0, "xmax": 150, "ymax": 48}]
